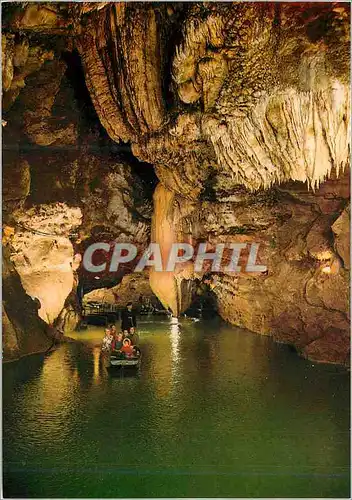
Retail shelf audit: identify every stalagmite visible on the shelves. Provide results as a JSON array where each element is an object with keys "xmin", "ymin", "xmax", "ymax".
[{"xmin": 149, "ymin": 184, "xmax": 195, "ymax": 316}]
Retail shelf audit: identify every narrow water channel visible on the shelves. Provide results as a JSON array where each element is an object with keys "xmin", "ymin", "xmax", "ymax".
[{"xmin": 3, "ymin": 317, "xmax": 350, "ymax": 498}]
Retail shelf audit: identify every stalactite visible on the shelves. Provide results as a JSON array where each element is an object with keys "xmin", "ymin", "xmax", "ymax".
[{"xmin": 76, "ymin": 3, "xmax": 167, "ymax": 143}]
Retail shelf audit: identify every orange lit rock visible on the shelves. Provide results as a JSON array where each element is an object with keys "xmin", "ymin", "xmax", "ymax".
[
  {"xmin": 9, "ymin": 203, "xmax": 82, "ymax": 325},
  {"xmin": 3, "ymin": 246, "xmax": 54, "ymax": 361},
  {"xmin": 332, "ymin": 205, "xmax": 350, "ymax": 270},
  {"xmin": 149, "ymin": 184, "xmax": 196, "ymax": 316},
  {"xmin": 84, "ymin": 272, "xmax": 154, "ymax": 308}
]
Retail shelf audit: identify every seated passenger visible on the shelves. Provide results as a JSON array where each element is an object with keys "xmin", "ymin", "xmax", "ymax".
[
  {"xmin": 120, "ymin": 338, "xmax": 134, "ymax": 357},
  {"xmin": 112, "ymin": 332, "xmax": 123, "ymax": 351},
  {"xmin": 127, "ymin": 327, "xmax": 139, "ymax": 346},
  {"xmin": 101, "ymin": 328, "xmax": 113, "ymax": 352}
]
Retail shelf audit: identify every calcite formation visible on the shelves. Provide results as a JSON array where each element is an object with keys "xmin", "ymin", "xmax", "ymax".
[
  {"xmin": 77, "ymin": 3, "xmax": 350, "ymax": 193},
  {"xmin": 3, "ymin": 246, "xmax": 55, "ymax": 361},
  {"xmin": 1, "ymin": 2, "xmax": 350, "ymax": 364},
  {"xmin": 9, "ymin": 203, "xmax": 82, "ymax": 324},
  {"xmin": 75, "ymin": 3, "xmax": 168, "ymax": 143},
  {"xmin": 83, "ymin": 272, "xmax": 154, "ymax": 308}
]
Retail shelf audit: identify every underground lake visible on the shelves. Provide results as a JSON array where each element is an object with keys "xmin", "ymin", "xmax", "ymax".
[{"xmin": 3, "ymin": 317, "xmax": 350, "ymax": 498}]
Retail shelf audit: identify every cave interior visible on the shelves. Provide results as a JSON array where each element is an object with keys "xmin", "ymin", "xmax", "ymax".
[{"xmin": 2, "ymin": 2, "xmax": 350, "ymax": 366}]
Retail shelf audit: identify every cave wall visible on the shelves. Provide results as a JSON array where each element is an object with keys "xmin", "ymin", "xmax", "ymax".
[
  {"xmin": 9, "ymin": 203, "xmax": 82, "ymax": 324},
  {"xmin": 2, "ymin": 246, "xmax": 54, "ymax": 361},
  {"xmin": 83, "ymin": 271, "xmax": 154, "ymax": 307},
  {"xmin": 149, "ymin": 169, "xmax": 350, "ymax": 365},
  {"xmin": 76, "ymin": 3, "xmax": 350, "ymax": 193},
  {"xmin": 212, "ymin": 175, "xmax": 350, "ymax": 365},
  {"xmin": 2, "ymin": 13, "xmax": 153, "ymax": 354}
]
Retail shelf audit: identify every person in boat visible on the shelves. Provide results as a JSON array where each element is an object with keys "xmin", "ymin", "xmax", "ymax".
[
  {"xmin": 101, "ymin": 328, "xmax": 114, "ymax": 352},
  {"xmin": 110, "ymin": 324, "xmax": 117, "ymax": 334},
  {"xmin": 121, "ymin": 302, "xmax": 137, "ymax": 332},
  {"xmin": 111, "ymin": 332, "xmax": 123, "ymax": 351},
  {"xmin": 120, "ymin": 338, "xmax": 134, "ymax": 357}
]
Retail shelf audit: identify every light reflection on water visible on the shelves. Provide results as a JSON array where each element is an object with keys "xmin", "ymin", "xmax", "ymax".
[
  {"xmin": 3, "ymin": 317, "xmax": 350, "ymax": 498},
  {"xmin": 170, "ymin": 319, "xmax": 181, "ymax": 389}
]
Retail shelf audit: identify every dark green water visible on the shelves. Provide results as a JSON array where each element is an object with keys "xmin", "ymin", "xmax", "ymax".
[{"xmin": 3, "ymin": 317, "xmax": 350, "ymax": 498}]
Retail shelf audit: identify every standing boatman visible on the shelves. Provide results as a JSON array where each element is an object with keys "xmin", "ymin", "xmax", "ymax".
[{"xmin": 121, "ymin": 302, "xmax": 137, "ymax": 332}]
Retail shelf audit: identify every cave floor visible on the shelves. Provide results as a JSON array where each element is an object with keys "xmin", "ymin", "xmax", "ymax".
[{"xmin": 3, "ymin": 317, "xmax": 350, "ymax": 498}]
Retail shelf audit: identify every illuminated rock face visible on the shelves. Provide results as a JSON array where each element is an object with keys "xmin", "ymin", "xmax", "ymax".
[
  {"xmin": 77, "ymin": 3, "xmax": 350, "ymax": 194},
  {"xmin": 149, "ymin": 184, "xmax": 196, "ymax": 316},
  {"xmin": 149, "ymin": 172, "xmax": 350, "ymax": 365},
  {"xmin": 3, "ymin": 246, "xmax": 54, "ymax": 362},
  {"xmin": 213, "ymin": 185, "xmax": 351, "ymax": 366},
  {"xmin": 83, "ymin": 272, "xmax": 154, "ymax": 308},
  {"xmin": 75, "ymin": 3, "xmax": 167, "ymax": 143},
  {"xmin": 9, "ymin": 204, "xmax": 82, "ymax": 324},
  {"xmin": 2, "ymin": 3, "xmax": 350, "ymax": 364}
]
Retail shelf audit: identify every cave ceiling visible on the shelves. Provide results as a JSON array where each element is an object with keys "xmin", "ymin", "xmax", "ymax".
[{"xmin": 2, "ymin": 2, "xmax": 350, "ymax": 198}]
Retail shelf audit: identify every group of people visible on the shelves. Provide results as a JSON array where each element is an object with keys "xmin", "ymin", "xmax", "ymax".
[{"xmin": 101, "ymin": 302, "xmax": 140, "ymax": 358}]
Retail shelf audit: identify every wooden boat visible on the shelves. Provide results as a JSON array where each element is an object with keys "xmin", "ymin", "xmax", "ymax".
[{"xmin": 108, "ymin": 350, "xmax": 142, "ymax": 370}]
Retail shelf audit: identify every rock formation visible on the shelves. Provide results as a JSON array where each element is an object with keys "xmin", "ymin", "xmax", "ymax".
[
  {"xmin": 77, "ymin": 3, "xmax": 350, "ymax": 192},
  {"xmin": 3, "ymin": 245, "xmax": 55, "ymax": 361},
  {"xmin": 83, "ymin": 271, "xmax": 154, "ymax": 308},
  {"xmin": 2, "ymin": 16, "xmax": 153, "ymax": 348},
  {"xmin": 2, "ymin": 2, "xmax": 350, "ymax": 365}
]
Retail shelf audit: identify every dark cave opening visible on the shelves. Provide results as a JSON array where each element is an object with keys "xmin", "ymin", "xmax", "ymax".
[
  {"xmin": 160, "ymin": 3, "xmax": 190, "ymax": 112},
  {"xmin": 184, "ymin": 280, "xmax": 219, "ymax": 320},
  {"xmin": 62, "ymin": 49, "xmax": 159, "ymax": 197},
  {"xmin": 62, "ymin": 49, "xmax": 107, "ymax": 140}
]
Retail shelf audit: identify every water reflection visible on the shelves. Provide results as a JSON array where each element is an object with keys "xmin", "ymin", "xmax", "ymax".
[
  {"xmin": 92, "ymin": 346, "xmax": 101, "ymax": 383},
  {"xmin": 170, "ymin": 318, "xmax": 181, "ymax": 389}
]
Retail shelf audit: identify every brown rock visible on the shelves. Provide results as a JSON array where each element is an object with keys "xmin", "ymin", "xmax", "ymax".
[
  {"xmin": 84, "ymin": 272, "xmax": 154, "ymax": 308},
  {"xmin": 2, "ymin": 155, "xmax": 30, "ymax": 210},
  {"xmin": 9, "ymin": 203, "xmax": 82, "ymax": 325},
  {"xmin": 332, "ymin": 205, "xmax": 350, "ymax": 269},
  {"xmin": 302, "ymin": 328, "xmax": 350, "ymax": 365},
  {"xmin": 306, "ymin": 216, "xmax": 335, "ymax": 261},
  {"xmin": 2, "ymin": 246, "xmax": 53, "ymax": 362}
]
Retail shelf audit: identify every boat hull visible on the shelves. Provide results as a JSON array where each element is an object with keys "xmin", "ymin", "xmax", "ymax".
[
  {"xmin": 108, "ymin": 352, "xmax": 142, "ymax": 371},
  {"xmin": 110, "ymin": 358, "xmax": 140, "ymax": 367}
]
